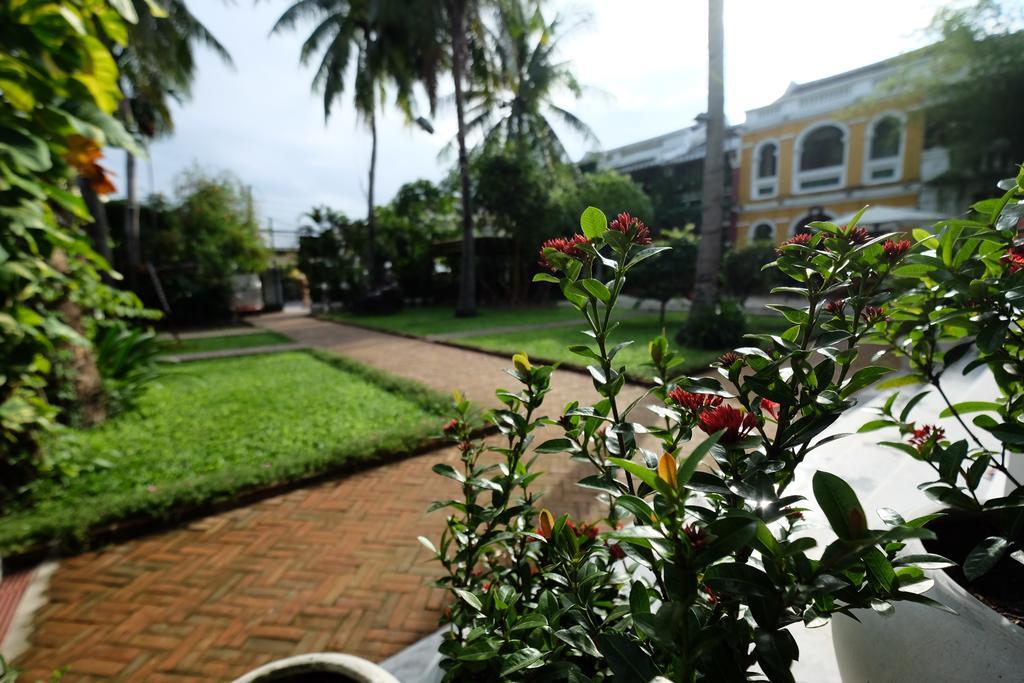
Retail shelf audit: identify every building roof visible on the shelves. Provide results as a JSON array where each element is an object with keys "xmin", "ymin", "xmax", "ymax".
[{"xmin": 579, "ymin": 122, "xmax": 742, "ymax": 174}]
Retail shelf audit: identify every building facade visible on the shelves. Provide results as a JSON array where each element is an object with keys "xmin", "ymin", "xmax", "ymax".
[
  {"xmin": 579, "ymin": 122, "xmax": 742, "ymax": 234},
  {"xmin": 736, "ymin": 53, "xmax": 950, "ymax": 246},
  {"xmin": 579, "ymin": 51, "xmax": 954, "ymax": 247}
]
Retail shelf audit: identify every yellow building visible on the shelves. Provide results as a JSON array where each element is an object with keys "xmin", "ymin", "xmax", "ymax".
[{"xmin": 736, "ymin": 54, "xmax": 950, "ymax": 246}]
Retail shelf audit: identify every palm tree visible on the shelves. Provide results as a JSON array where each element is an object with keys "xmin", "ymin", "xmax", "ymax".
[
  {"xmin": 456, "ymin": 1, "xmax": 596, "ymax": 168},
  {"xmin": 112, "ymin": 0, "xmax": 233, "ymax": 282},
  {"xmin": 691, "ymin": 0, "xmax": 725, "ymax": 309},
  {"xmin": 272, "ymin": 0, "xmax": 425, "ymax": 289}
]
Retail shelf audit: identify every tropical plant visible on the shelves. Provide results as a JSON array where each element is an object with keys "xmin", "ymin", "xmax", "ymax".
[
  {"xmin": 426, "ymin": 206, "xmax": 943, "ymax": 681},
  {"xmin": 455, "ymin": 0, "xmax": 595, "ymax": 168},
  {"xmin": 0, "ymin": 1, "xmax": 151, "ymax": 508},
  {"xmin": 102, "ymin": 0, "xmax": 233, "ymax": 281},
  {"xmin": 297, "ymin": 206, "xmax": 368, "ymax": 307},
  {"xmin": 112, "ymin": 167, "xmax": 267, "ymax": 324},
  {"xmin": 272, "ymin": 0, "xmax": 431, "ymax": 289},
  {"xmin": 862, "ymin": 169, "xmax": 1024, "ymax": 592},
  {"xmin": 93, "ymin": 321, "xmax": 162, "ymax": 417}
]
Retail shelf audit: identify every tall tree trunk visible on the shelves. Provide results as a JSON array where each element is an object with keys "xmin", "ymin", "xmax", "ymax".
[
  {"xmin": 51, "ymin": 249, "xmax": 106, "ymax": 427},
  {"xmin": 124, "ymin": 149, "xmax": 141, "ymax": 289},
  {"xmin": 367, "ymin": 108, "xmax": 379, "ymax": 288},
  {"xmin": 692, "ymin": 0, "xmax": 725, "ymax": 309},
  {"xmin": 78, "ymin": 178, "xmax": 113, "ymax": 263},
  {"xmin": 451, "ymin": 0, "xmax": 477, "ymax": 317}
]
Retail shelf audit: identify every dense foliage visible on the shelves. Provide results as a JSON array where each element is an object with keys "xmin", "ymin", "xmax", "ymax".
[
  {"xmin": 627, "ymin": 229, "xmax": 698, "ymax": 324},
  {"xmin": 922, "ymin": 0, "xmax": 1024, "ymax": 191},
  {"xmin": 0, "ymin": 0, "xmax": 155, "ymax": 509},
  {"xmin": 427, "ymin": 207, "xmax": 942, "ymax": 682},
  {"xmin": 112, "ymin": 167, "xmax": 267, "ymax": 324},
  {"xmin": 864, "ymin": 168, "xmax": 1024, "ymax": 582}
]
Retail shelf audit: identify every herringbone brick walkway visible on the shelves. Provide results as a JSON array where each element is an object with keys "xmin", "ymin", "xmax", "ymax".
[{"xmin": 14, "ymin": 313, "xmax": 654, "ymax": 682}]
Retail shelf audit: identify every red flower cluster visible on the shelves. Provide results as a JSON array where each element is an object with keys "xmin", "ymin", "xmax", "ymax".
[
  {"xmin": 538, "ymin": 234, "xmax": 589, "ymax": 271},
  {"xmin": 683, "ymin": 523, "xmax": 707, "ymax": 550},
  {"xmin": 667, "ymin": 387, "xmax": 723, "ymax": 414},
  {"xmin": 442, "ymin": 418, "xmax": 459, "ymax": 435},
  {"xmin": 608, "ymin": 212, "xmax": 653, "ymax": 245},
  {"xmin": 717, "ymin": 351, "xmax": 744, "ymax": 367},
  {"xmin": 824, "ymin": 298, "xmax": 846, "ymax": 315},
  {"xmin": 909, "ymin": 424, "xmax": 946, "ymax": 451},
  {"xmin": 606, "ymin": 542, "xmax": 626, "ymax": 560},
  {"xmin": 1002, "ymin": 245, "xmax": 1024, "ymax": 274},
  {"xmin": 566, "ymin": 519, "xmax": 600, "ymax": 541},
  {"xmin": 777, "ymin": 232, "xmax": 813, "ymax": 254},
  {"xmin": 842, "ymin": 225, "xmax": 871, "ymax": 245},
  {"xmin": 697, "ymin": 404, "xmax": 758, "ymax": 443},
  {"xmin": 860, "ymin": 305, "xmax": 886, "ymax": 325},
  {"xmin": 883, "ymin": 239, "xmax": 911, "ymax": 261},
  {"xmin": 760, "ymin": 398, "xmax": 780, "ymax": 420}
]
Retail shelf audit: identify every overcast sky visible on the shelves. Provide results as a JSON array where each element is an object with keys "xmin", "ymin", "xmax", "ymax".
[{"xmin": 134, "ymin": 0, "xmax": 949, "ymax": 247}]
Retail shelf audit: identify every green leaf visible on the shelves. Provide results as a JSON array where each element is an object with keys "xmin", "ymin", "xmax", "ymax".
[
  {"xmin": 938, "ymin": 401, "xmax": 1001, "ymax": 418},
  {"xmin": 501, "ymin": 647, "xmax": 544, "ymax": 675},
  {"xmin": 453, "ymin": 588, "xmax": 482, "ymax": 611},
  {"xmin": 580, "ymin": 206, "xmax": 608, "ymax": 239},
  {"xmin": 813, "ymin": 471, "xmax": 868, "ymax": 540},
  {"xmin": 608, "ymin": 457, "xmax": 658, "ymax": 490},
  {"xmin": 596, "ymin": 633, "xmax": 658, "ymax": 682},
  {"xmin": 555, "ymin": 625, "xmax": 600, "ymax": 657},
  {"xmin": 704, "ymin": 562, "xmax": 775, "ymax": 597},
  {"xmin": 964, "ymin": 536, "xmax": 1009, "ymax": 581},
  {"xmin": 580, "ymin": 278, "xmax": 611, "ymax": 303},
  {"xmin": 431, "ymin": 463, "xmax": 465, "ymax": 483},
  {"xmin": 614, "ymin": 495, "xmax": 656, "ymax": 523},
  {"xmin": 678, "ymin": 431, "xmax": 722, "ymax": 487},
  {"xmin": 841, "ymin": 366, "xmax": 893, "ymax": 397},
  {"xmin": 417, "ymin": 536, "xmax": 436, "ymax": 554},
  {"xmin": 534, "ymin": 438, "xmax": 576, "ymax": 454},
  {"xmin": 533, "ymin": 272, "xmax": 559, "ymax": 284}
]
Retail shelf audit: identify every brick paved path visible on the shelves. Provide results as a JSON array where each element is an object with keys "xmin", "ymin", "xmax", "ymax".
[{"xmin": 14, "ymin": 313, "xmax": 653, "ymax": 682}]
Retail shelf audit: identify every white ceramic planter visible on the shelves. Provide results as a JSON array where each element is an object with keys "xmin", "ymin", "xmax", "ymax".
[
  {"xmin": 232, "ymin": 653, "xmax": 401, "ymax": 683},
  {"xmin": 831, "ymin": 534, "xmax": 1024, "ymax": 682}
]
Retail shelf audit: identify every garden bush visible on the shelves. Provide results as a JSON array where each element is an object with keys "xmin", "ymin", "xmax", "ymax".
[
  {"xmin": 426, "ymin": 207, "xmax": 941, "ymax": 682},
  {"xmin": 0, "ymin": 0, "xmax": 156, "ymax": 509},
  {"xmin": 676, "ymin": 298, "xmax": 747, "ymax": 350}
]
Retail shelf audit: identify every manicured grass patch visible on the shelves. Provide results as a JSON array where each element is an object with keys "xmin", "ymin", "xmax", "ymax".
[
  {"xmin": 324, "ymin": 305, "xmax": 584, "ymax": 336},
  {"xmin": 0, "ymin": 350, "xmax": 447, "ymax": 555},
  {"xmin": 161, "ymin": 330, "xmax": 292, "ymax": 355},
  {"xmin": 454, "ymin": 313, "xmax": 789, "ymax": 378}
]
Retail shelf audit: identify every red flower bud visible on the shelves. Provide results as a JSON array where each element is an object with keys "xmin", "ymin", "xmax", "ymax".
[
  {"xmin": 697, "ymin": 405, "xmax": 758, "ymax": 443},
  {"xmin": 608, "ymin": 212, "xmax": 653, "ymax": 245},
  {"xmin": 909, "ymin": 424, "xmax": 945, "ymax": 452},
  {"xmin": 760, "ymin": 398, "xmax": 780, "ymax": 420},
  {"xmin": 667, "ymin": 387, "xmax": 723, "ymax": 414},
  {"xmin": 883, "ymin": 239, "xmax": 911, "ymax": 261},
  {"xmin": 538, "ymin": 234, "xmax": 589, "ymax": 271}
]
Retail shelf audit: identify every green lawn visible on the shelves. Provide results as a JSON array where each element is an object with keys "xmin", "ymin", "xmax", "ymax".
[
  {"xmin": 161, "ymin": 330, "xmax": 292, "ymax": 355},
  {"xmin": 324, "ymin": 305, "xmax": 585, "ymax": 336},
  {"xmin": 0, "ymin": 351, "xmax": 447, "ymax": 555},
  {"xmin": 453, "ymin": 313, "xmax": 789, "ymax": 378}
]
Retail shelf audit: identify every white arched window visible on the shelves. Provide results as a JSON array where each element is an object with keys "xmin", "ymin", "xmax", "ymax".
[
  {"xmin": 749, "ymin": 221, "xmax": 775, "ymax": 243},
  {"xmin": 863, "ymin": 114, "xmax": 904, "ymax": 184},
  {"xmin": 794, "ymin": 123, "xmax": 847, "ymax": 193},
  {"xmin": 751, "ymin": 141, "xmax": 779, "ymax": 199}
]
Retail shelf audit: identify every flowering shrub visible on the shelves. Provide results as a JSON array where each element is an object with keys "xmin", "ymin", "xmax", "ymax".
[
  {"xmin": 862, "ymin": 167, "xmax": 1024, "ymax": 581},
  {"xmin": 428, "ymin": 206, "xmax": 940, "ymax": 681}
]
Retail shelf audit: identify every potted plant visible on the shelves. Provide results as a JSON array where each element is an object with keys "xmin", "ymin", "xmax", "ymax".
[
  {"xmin": 830, "ymin": 170, "xmax": 1024, "ymax": 679},
  {"xmin": 232, "ymin": 653, "xmax": 400, "ymax": 683},
  {"xmin": 424, "ymin": 208, "xmax": 943, "ymax": 681}
]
